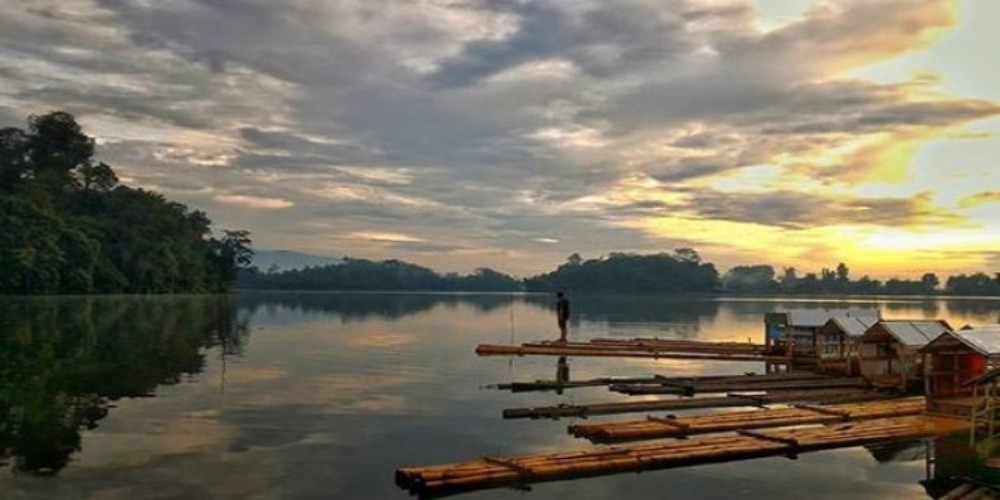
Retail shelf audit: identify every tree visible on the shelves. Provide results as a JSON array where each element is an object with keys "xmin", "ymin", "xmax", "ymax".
[
  {"xmin": 673, "ymin": 247, "xmax": 701, "ymax": 264},
  {"xmin": 722, "ymin": 265, "xmax": 777, "ymax": 293},
  {"xmin": 566, "ymin": 253, "xmax": 582, "ymax": 266},
  {"xmin": 835, "ymin": 262, "xmax": 850, "ymax": 282},
  {"xmin": 0, "ymin": 127, "xmax": 30, "ymax": 193},
  {"xmin": 26, "ymin": 112, "xmax": 95, "ymax": 191},
  {"xmin": 78, "ymin": 162, "xmax": 118, "ymax": 193},
  {"xmin": 0, "ymin": 111, "xmax": 250, "ymax": 295},
  {"xmin": 920, "ymin": 273, "xmax": 939, "ymax": 294},
  {"xmin": 211, "ymin": 230, "xmax": 254, "ymax": 290}
]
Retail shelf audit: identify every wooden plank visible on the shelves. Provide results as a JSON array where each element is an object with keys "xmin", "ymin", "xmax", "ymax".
[
  {"xmin": 502, "ymin": 389, "xmax": 894, "ymax": 420},
  {"xmin": 475, "ymin": 343, "xmax": 794, "ymax": 363},
  {"xmin": 569, "ymin": 398, "xmax": 925, "ymax": 443},
  {"xmin": 396, "ymin": 415, "xmax": 968, "ymax": 497}
]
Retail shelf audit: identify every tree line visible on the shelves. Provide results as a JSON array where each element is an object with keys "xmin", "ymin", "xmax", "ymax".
[
  {"xmin": 238, "ymin": 258, "xmax": 523, "ymax": 292},
  {"xmin": 722, "ymin": 263, "xmax": 999, "ymax": 296},
  {"xmin": 242, "ymin": 252, "xmax": 999, "ymax": 296},
  {"xmin": 0, "ymin": 112, "xmax": 251, "ymax": 295}
]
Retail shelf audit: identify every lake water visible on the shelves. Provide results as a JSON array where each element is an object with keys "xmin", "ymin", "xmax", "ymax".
[{"xmin": 1, "ymin": 293, "xmax": 998, "ymax": 499}]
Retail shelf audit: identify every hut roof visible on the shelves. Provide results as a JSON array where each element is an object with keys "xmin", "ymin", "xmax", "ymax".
[
  {"xmin": 863, "ymin": 320, "xmax": 952, "ymax": 347},
  {"xmin": 942, "ymin": 326, "xmax": 1000, "ymax": 356},
  {"xmin": 824, "ymin": 316, "xmax": 881, "ymax": 338},
  {"xmin": 778, "ymin": 308, "xmax": 881, "ymax": 328}
]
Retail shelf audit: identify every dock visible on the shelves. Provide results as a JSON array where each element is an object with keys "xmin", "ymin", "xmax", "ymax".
[
  {"xmin": 610, "ymin": 375, "xmax": 867, "ymax": 395},
  {"xmin": 396, "ymin": 415, "xmax": 969, "ymax": 498},
  {"xmin": 492, "ymin": 371, "xmax": 826, "ymax": 393},
  {"xmin": 476, "ymin": 340, "xmax": 794, "ymax": 363},
  {"xmin": 939, "ymin": 481, "xmax": 1000, "ymax": 500},
  {"xmin": 503, "ymin": 388, "xmax": 896, "ymax": 419},
  {"xmin": 569, "ymin": 398, "xmax": 925, "ymax": 443}
]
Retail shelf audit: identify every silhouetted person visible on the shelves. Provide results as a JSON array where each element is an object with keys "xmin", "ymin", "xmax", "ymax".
[
  {"xmin": 556, "ymin": 291, "xmax": 570, "ymax": 342},
  {"xmin": 555, "ymin": 356, "xmax": 570, "ymax": 395}
]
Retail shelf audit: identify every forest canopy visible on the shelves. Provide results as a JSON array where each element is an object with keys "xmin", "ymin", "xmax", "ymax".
[{"xmin": 0, "ymin": 111, "xmax": 251, "ymax": 295}]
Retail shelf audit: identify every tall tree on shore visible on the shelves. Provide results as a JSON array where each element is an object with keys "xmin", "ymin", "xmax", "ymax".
[{"xmin": 0, "ymin": 111, "xmax": 251, "ymax": 295}]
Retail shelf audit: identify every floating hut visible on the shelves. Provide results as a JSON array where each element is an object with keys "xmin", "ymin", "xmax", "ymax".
[
  {"xmin": 859, "ymin": 320, "xmax": 953, "ymax": 391},
  {"xmin": 921, "ymin": 326, "xmax": 1000, "ymax": 418},
  {"xmin": 764, "ymin": 308, "xmax": 881, "ymax": 358},
  {"xmin": 816, "ymin": 316, "xmax": 880, "ymax": 375}
]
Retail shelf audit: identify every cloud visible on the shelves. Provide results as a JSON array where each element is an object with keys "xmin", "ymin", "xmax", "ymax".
[
  {"xmin": 958, "ymin": 191, "xmax": 1000, "ymax": 208},
  {"xmin": 682, "ymin": 189, "xmax": 963, "ymax": 229},
  {"xmin": 214, "ymin": 194, "xmax": 294, "ymax": 210},
  {"xmin": 0, "ymin": 0, "xmax": 995, "ymax": 276},
  {"xmin": 344, "ymin": 232, "xmax": 424, "ymax": 243}
]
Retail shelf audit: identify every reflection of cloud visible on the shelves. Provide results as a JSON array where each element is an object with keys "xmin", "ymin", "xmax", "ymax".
[{"xmin": 346, "ymin": 333, "xmax": 416, "ymax": 349}]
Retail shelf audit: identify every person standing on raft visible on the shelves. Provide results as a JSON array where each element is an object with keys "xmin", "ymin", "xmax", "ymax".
[{"xmin": 555, "ymin": 291, "xmax": 570, "ymax": 343}]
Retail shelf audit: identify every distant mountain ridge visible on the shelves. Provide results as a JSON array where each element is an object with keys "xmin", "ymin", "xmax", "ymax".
[{"xmin": 251, "ymin": 250, "xmax": 343, "ymax": 272}]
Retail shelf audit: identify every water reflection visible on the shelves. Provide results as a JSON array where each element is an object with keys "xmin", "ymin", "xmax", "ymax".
[
  {"xmin": 922, "ymin": 435, "xmax": 1000, "ymax": 497},
  {"xmin": 0, "ymin": 296, "xmax": 247, "ymax": 475},
  {"xmin": 239, "ymin": 292, "xmax": 519, "ymax": 323},
  {"xmin": 0, "ymin": 293, "xmax": 997, "ymax": 499}
]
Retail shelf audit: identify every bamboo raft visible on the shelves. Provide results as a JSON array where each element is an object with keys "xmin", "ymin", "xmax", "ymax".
[
  {"xmin": 940, "ymin": 481, "xmax": 1000, "ymax": 500},
  {"xmin": 503, "ymin": 388, "xmax": 896, "ymax": 419},
  {"xmin": 529, "ymin": 337, "xmax": 770, "ymax": 354},
  {"xmin": 610, "ymin": 375, "xmax": 867, "ymax": 396},
  {"xmin": 475, "ymin": 343, "xmax": 793, "ymax": 363},
  {"xmin": 492, "ymin": 371, "xmax": 826, "ymax": 393},
  {"xmin": 569, "ymin": 398, "xmax": 925, "ymax": 443},
  {"xmin": 396, "ymin": 415, "xmax": 969, "ymax": 498}
]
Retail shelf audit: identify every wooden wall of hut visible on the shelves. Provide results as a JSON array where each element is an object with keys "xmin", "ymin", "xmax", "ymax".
[{"xmin": 859, "ymin": 339, "xmax": 923, "ymax": 392}]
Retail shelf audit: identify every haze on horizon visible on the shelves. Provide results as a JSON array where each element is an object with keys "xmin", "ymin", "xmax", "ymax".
[{"xmin": 1, "ymin": 0, "xmax": 997, "ymax": 279}]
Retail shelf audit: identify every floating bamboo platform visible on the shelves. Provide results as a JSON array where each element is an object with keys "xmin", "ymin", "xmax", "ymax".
[
  {"xmin": 528, "ymin": 337, "xmax": 770, "ymax": 354},
  {"xmin": 475, "ymin": 343, "xmax": 793, "ymax": 363},
  {"xmin": 492, "ymin": 371, "xmax": 825, "ymax": 393},
  {"xmin": 610, "ymin": 375, "xmax": 867, "ymax": 396},
  {"xmin": 503, "ymin": 388, "xmax": 896, "ymax": 419},
  {"xmin": 940, "ymin": 481, "xmax": 1000, "ymax": 500},
  {"xmin": 396, "ymin": 415, "xmax": 969, "ymax": 498},
  {"xmin": 570, "ymin": 398, "xmax": 925, "ymax": 443}
]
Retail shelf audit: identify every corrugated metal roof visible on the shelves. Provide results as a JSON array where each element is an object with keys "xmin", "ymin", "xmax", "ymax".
[
  {"xmin": 954, "ymin": 325, "xmax": 1000, "ymax": 356},
  {"xmin": 828, "ymin": 316, "xmax": 881, "ymax": 338},
  {"xmin": 879, "ymin": 320, "xmax": 951, "ymax": 347},
  {"xmin": 783, "ymin": 308, "xmax": 881, "ymax": 328}
]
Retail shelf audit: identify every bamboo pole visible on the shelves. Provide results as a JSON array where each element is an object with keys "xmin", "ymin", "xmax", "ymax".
[{"xmin": 476, "ymin": 343, "xmax": 794, "ymax": 362}]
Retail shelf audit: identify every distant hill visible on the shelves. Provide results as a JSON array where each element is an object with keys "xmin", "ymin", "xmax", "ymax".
[{"xmin": 251, "ymin": 250, "xmax": 343, "ymax": 272}]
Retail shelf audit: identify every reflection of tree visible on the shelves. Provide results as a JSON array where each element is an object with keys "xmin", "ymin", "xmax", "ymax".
[
  {"xmin": 237, "ymin": 292, "xmax": 516, "ymax": 323},
  {"xmin": 945, "ymin": 299, "xmax": 1000, "ymax": 318},
  {"xmin": 0, "ymin": 296, "xmax": 247, "ymax": 475},
  {"xmin": 864, "ymin": 439, "xmax": 926, "ymax": 463},
  {"xmin": 523, "ymin": 294, "xmax": 721, "ymax": 325}
]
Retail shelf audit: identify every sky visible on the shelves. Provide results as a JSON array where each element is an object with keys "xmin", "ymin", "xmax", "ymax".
[{"xmin": 0, "ymin": 0, "xmax": 997, "ymax": 279}]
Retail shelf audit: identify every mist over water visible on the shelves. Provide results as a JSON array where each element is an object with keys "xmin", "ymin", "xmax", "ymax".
[{"xmin": 1, "ymin": 293, "xmax": 996, "ymax": 499}]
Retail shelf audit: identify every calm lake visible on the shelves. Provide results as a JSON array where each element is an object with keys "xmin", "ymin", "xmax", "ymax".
[{"xmin": 1, "ymin": 293, "xmax": 998, "ymax": 499}]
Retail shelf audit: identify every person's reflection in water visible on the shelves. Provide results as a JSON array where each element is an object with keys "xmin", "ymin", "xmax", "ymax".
[{"xmin": 556, "ymin": 356, "xmax": 570, "ymax": 395}]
